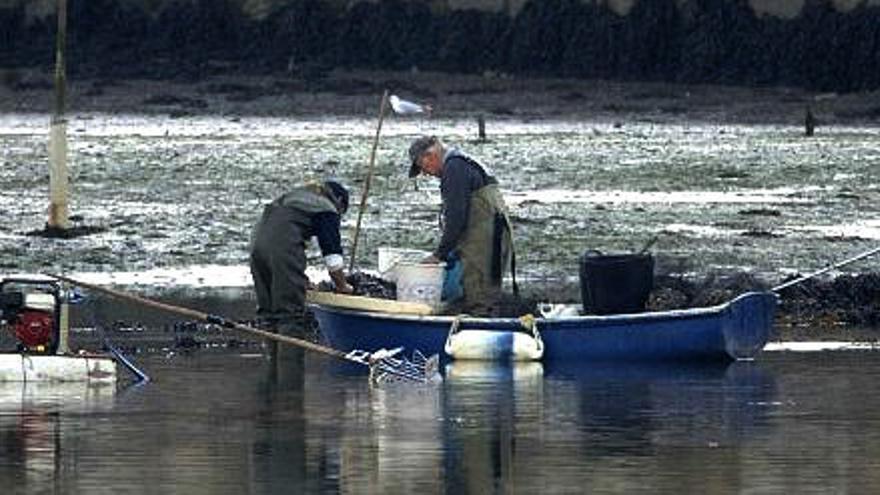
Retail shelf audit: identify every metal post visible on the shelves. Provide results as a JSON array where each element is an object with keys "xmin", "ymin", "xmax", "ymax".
[{"xmin": 57, "ymin": 301, "xmax": 70, "ymax": 355}]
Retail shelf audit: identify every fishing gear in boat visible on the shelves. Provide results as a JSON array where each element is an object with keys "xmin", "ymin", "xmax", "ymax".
[
  {"xmin": 48, "ymin": 274, "xmax": 440, "ymax": 384},
  {"xmin": 772, "ymin": 245, "xmax": 880, "ymax": 292}
]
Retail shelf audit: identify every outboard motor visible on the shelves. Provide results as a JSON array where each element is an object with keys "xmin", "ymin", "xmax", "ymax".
[{"xmin": 0, "ymin": 278, "xmax": 63, "ymax": 353}]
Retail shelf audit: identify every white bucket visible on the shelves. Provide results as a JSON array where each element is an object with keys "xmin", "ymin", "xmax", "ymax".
[
  {"xmin": 377, "ymin": 247, "xmax": 431, "ymax": 281},
  {"xmin": 395, "ymin": 262, "xmax": 445, "ymax": 309}
]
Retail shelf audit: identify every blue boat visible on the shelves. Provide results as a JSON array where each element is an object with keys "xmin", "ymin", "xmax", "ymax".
[{"xmin": 309, "ymin": 291, "xmax": 778, "ymax": 362}]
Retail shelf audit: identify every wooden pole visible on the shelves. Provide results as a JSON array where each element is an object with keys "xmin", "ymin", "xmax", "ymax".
[
  {"xmin": 50, "ymin": 274, "xmax": 349, "ymax": 359},
  {"xmin": 348, "ymin": 90, "xmax": 390, "ymax": 272},
  {"xmin": 48, "ymin": 274, "xmax": 439, "ymax": 384},
  {"xmin": 804, "ymin": 105, "xmax": 815, "ymax": 137},
  {"xmin": 48, "ymin": 0, "xmax": 70, "ymax": 230}
]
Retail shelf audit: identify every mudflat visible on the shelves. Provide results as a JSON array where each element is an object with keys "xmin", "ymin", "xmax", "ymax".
[{"xmin": 2, "ymin": 68, "xmax": 879, "ymax": 341}]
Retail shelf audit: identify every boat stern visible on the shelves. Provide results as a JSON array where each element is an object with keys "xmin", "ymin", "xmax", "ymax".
[{"xmin": 721, "ymin": 291, "xmax": 779, "ymax": 359}]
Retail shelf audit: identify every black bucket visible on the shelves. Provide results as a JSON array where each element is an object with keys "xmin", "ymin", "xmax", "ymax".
[{"xmin": 579, "ymin": 250, "xmax": 654, "ymax": 315}]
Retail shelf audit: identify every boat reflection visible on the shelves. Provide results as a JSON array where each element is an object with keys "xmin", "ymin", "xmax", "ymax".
[
  {"xmin": 540, "ymin": 360, "xmax": 777, "ymax": 449},
  {"xmin": 352, "ymin": 359, "xmax": 776, "ymax": 493}
]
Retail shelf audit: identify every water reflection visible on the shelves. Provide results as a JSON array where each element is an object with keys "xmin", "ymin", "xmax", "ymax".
[
  {"xmin": 0, "ymin": 382, "xmax": 116, "ymax": 493},
  {"xmin": 442, "ymin": 361, "xmax": 545, "ymax": 494},
  {"xmin": 306, "ymin": 359, "xmax": 776, "ymax": 493},
  {"xmin": 0, "ymin": 352, "xmax": 782, "ymax": 493},
  {"xmin": 252, "ymin": 345, "xmax": 308, "ymax": 494},
  {"xmin": 542, "ymin": 361, "xmax": 776, "ymax": 449}
]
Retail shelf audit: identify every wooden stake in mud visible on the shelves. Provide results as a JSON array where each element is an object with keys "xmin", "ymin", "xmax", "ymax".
[
  {"xmin": 804, "ymin": 105, "xmax": 815, "ymax": 137},
  {"xmin": 349, "ymin": 90, "xmax": 390, "ymax": 272},
  {"xmin": 477, "ymin": 114, "xmax": 487, "ymax": 142},
  {"xmin": 48, "ymin": 0, "xmax": 70, "ymax": 230}
]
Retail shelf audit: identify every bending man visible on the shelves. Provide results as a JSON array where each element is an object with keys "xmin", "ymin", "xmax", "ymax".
[{"xmin": 249, "ymin": 180, "xmax": 353, "ymax": 337}]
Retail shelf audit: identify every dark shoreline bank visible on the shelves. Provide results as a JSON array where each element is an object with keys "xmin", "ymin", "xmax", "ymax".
[
  {"xmin": 4, "ymin": 67, "xmax": 880, "ymax": 128},
  {"xmin": 5, "ymin": 0, "xmax": 880, "ymax": 94}
]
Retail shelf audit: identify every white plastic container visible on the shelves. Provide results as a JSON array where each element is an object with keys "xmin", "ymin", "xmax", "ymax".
[
  {"xmin": 395, "ymin": 262, "xmax": 445, "ymax": 310},
  {"xmin": 377, "ymin": 247, "xmax": 431, "ymax": 281}
]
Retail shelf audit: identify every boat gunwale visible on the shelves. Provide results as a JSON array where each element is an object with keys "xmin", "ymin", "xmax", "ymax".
[{"xmin": 308, "ymin": 290, "xmax": 776, "ymax": 326}]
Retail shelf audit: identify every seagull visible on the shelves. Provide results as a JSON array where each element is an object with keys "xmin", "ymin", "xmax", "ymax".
[{"xmin": 389, "ymin": 95, "xmax": 432, "ymax": 115}]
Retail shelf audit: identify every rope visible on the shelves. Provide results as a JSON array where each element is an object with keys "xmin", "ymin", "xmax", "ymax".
[{"xmin": 772, "ymin": 245, "xmax": 880, "ymax": 292}]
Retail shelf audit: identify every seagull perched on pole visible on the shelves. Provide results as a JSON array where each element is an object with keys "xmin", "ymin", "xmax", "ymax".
[{"xmin": 389, "ymin": 95, "xmax": 432, "ymax": 116}]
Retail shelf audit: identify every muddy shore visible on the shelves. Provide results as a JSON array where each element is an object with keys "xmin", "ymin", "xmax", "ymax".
[{"xmin": 2, "ymin": 69, "xmax": 879, "ymax": 344}]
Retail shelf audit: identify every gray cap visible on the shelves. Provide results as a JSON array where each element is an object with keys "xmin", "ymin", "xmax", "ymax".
[{"xmin": 407, "ymin": 136, "xmax": 438, "ymax": 178}]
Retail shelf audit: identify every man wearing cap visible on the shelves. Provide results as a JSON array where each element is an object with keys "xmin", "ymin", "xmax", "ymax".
[
  {"xmin": 408, "ymin": 136, "xmax": 515, "ymax": 313},
  {"xmin": 249, "ymin": 180, "xmax": 353, "ymax": 337}
]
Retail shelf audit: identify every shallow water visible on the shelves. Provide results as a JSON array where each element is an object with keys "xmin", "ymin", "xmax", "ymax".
[
  {"xmin": 2, "ymin": 113, "xmax": 878, "ymax": 288},
  {"xmin": 2, "ymin": 348, "xmax": 880, "ymax": 494}
]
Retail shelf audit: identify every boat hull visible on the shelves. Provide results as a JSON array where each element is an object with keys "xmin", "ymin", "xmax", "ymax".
[{"xmin": 309, "ymin": 291, "xmax": 778, "ymax": 362}]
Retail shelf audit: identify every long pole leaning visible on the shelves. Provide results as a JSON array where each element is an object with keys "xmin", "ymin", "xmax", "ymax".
[
  {"xmin": 349, "ymin": 90, "xmax": 390, "ymax": 273},
  {"xmin": 772, "ymin": 244, "xmax": 880, "ymax": 292},
  {"xmin": 49, "ymin": 274, "xmax": 349, "ymax": 360},
  {"xmin": 48, "ymin": 273, "xmax": 437, "ymax": 383}
]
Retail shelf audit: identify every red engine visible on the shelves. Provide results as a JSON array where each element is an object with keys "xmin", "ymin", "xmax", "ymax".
[
  {"xmin": 13, "ymin": 310, "xmax": 56, "ymax": 349},
  {"xmin": 1, "ymin": 278, "xmax": 61, "ymax": 353}
]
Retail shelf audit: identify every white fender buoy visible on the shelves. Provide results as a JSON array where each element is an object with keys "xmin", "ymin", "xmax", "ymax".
[{"xmin": 444, "ymin": 315, "xmax": 544, "ymax": 361}]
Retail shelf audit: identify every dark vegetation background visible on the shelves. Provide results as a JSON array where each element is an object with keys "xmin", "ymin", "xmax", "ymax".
[{"xmin": 2, "ymin": 0, "xmax": 879, "ymax": 93}]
